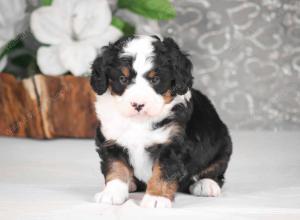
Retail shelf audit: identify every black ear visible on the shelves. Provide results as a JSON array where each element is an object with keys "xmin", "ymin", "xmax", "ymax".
[
  {"xmin": 162, "ymin": 37, "xmax": 193, "ymax": 95},
  {"xmin": 90, "ymin": 55, "xmax": 108, "ymax": 95}
]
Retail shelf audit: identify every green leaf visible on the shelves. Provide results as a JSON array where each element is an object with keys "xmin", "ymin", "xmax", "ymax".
[
  {"xmin": 111, "ymin": 16, "xmax": 135, "ymax": 36},
  {"xmin": 41, "ymin": 0, "xmax": 53, "ymax": 6},
  {"xmin": 0, "ymin": 48, "xmax": 6, "ymax": 60},
  {"xmin": 118, "ymin": 0, "xmax": 176, "ymax": 20},
  {"xmin": 0, "ymin": 38, "xmax": 23, "ymax": 60},
  {"xmin": 11, "ymin": 54, "xmax": 33, "ymax": 69}
]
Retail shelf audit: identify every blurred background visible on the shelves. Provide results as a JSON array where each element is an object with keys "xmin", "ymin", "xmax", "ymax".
[{"xmin": 1, "ymin": 0, "xmax": 300, "ymax": 139}]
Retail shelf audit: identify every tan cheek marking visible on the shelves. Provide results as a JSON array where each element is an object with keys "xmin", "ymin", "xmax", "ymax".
[
  {"xmin": 121, "ymin": 67, "xmax": 130, "ymax": 77},
  {"xmin": 146, "ymin": 163, "xmax": 177, "ymax": 200},
  {"xmin": 163, "ymin": 90, "xmax": 174, "ymax": 104},
  {"xmin": 108, "ymin": 80, "xmax": 117, "ymax": 96},
  {"xmin": 108, "ymin": 85, "xmax": 115, "ymax": 96},
  {"xmin": 106, "ymin": 160, "xmax": 133, "ymax": 185}
]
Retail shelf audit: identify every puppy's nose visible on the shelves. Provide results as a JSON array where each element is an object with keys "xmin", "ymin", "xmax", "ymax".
[{"xmin": 131, "ymin": 102, "xmax": 145, "ymax": 112}]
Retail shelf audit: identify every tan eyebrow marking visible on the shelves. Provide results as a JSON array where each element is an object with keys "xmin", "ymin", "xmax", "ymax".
[
  {"xmin": 121, "ymin": 67, "xmax": 130, "ymax": 77},
  {"xmin": 147, "ymin": 70, "xmax": 157, "ymax": 78}
]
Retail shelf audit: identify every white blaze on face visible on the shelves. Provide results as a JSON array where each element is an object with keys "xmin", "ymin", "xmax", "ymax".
[
  {"xmin": 115, "ymin": 36, "xmax": 165, "ymax": 117},
  {"xmin": 122, "ymin": 35, "xmax": 155, "ymax": 74}
]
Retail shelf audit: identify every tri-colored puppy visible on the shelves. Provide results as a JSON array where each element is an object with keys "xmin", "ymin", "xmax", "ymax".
[{"xmin": 90, "ymin": 35, "xmax": 232, "ymax": 208}]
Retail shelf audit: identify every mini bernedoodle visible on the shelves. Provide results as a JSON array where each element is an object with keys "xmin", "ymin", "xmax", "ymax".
[{"xmin": 90, "ymin": 35, "xmax": 232, "ymax": 208}]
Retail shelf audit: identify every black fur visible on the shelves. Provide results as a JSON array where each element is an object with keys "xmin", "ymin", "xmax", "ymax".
[
  {"xmin": 92, "ymin": 36, "xmax": 232, "ymax": 195},
  {"xmin": 153, "ymin": 37, "xmax": 193, "ymax": 95},
  {"xmin": 91, "ymin": 36, "xmax": 135, "ymax": 95}
]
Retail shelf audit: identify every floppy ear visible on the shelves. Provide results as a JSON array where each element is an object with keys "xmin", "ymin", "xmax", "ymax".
[
  {"xmin": 163, "ymin": 37, "xmax": 193, "ymax": 95},
  {"xmin": 90, "ymin": 55, "xmax": 108, "ymax": 95}
]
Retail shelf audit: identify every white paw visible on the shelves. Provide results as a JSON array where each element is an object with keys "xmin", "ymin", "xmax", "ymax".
[
  {"xmin": 189, "ymin": 178, "xmax": 221, "ymax": 197},
  {"xmin": 94, "ymin": 179, "xmax": 128, "ymax": 205},
  {"xmin": 140, "ymin": 194, "xmax": 172, "ymax": 208}
]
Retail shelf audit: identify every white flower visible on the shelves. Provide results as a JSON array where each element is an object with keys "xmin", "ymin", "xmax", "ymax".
[
  {"xmin": 0, "ymin": 0, "xmax": 27, "ymax": 72},
  {"xmin": 31, "ymin": 0, "xmax": 122, "ymax": 76}
]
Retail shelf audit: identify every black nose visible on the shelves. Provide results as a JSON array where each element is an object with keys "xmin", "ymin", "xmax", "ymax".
[{"xmin": 131, "ymin": 102, "xmax": 145, "ymax": 112}]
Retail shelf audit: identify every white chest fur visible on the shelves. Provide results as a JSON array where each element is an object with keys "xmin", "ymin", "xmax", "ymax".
[{"xmin": 95, "ymin": 93, "xmax": 176, "ymax": 182}]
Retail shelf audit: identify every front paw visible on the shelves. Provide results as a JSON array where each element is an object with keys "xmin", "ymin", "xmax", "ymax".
[
  {"xmin": 140, "ymin": 194, "xmax": 172, "ymax": 208},
  {"xmin": 94, "ymin": 179, "xmax": 128, "ymax": 205}
]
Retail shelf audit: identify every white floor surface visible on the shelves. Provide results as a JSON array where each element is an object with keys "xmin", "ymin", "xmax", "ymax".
[{"xmin": 0, "ymin": 132, "xmax": 300, "ymax": 220}]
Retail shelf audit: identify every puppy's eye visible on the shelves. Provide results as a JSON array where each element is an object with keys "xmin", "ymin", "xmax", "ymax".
[
  {"xmin": 149, "ymin": 76, "xmax": 160, "ymax": 85},
  {"xmin": 119, "ymin": 75, "xmax": 129, "ymax": 85}
]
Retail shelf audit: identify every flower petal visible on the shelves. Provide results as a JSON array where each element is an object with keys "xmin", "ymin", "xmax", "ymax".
[
  {"xmin": 30, "ymin": 7, "xmax": 71, "ymax": 45},
  {"xmin": 59, "ymin": 42, "xmax": 97, "ymax": 76},
  {"xmin": 83, "ymin": 25, "xmax": 122, "ymax": 49},
  {"xmin": 52, "ymin": 0, "xmax": 78, "ymax": 16},
  {"xmin": 72, "ymin": 0, "xmax": 112, "ymax": 40},
  {"xmin": 0, "ymin": 0, "xmax": 26, "ymax": 27},
  {"xmin": 0, "ymin": 26, "xmax": 16, "ymax": 44},
  {"xmin": 37, "ymin": 46, "xmax": 67, "ymax": 75},
  {"xmin": 0, "ymin": 0, "xmax": 27, "ymax": 42},
  {"xmin": 0, "ymin": 56, "xmax": 7, "ymax": 72}
]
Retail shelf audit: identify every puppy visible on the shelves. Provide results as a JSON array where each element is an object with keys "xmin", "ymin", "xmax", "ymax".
[{"xmin": 90, "ymin": 35, "xmax": 232, "ymax": 208}]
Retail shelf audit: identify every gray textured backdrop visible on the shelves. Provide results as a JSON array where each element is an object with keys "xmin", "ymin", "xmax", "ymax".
[{"xmin": 115, "ymin": 0, "xmax": 300, "ymax": 131}]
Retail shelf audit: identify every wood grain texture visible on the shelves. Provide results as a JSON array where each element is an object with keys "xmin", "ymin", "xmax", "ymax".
[
  {"xmin": 0, "ymin": 74, "xmax": 44, "ymax": 138},
  {"xmin": 0, "ymin": 73, "xmax": 98, "ymax": 139}
]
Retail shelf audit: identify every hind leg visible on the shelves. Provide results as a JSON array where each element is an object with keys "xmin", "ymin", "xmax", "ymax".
[
  {"xmin": 189, "ymin": 178, "xmax": 221, "ymax": 197},
  {"xmin": 189, "ymin": 156, "xmax": 229, "ymax": 197}
]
